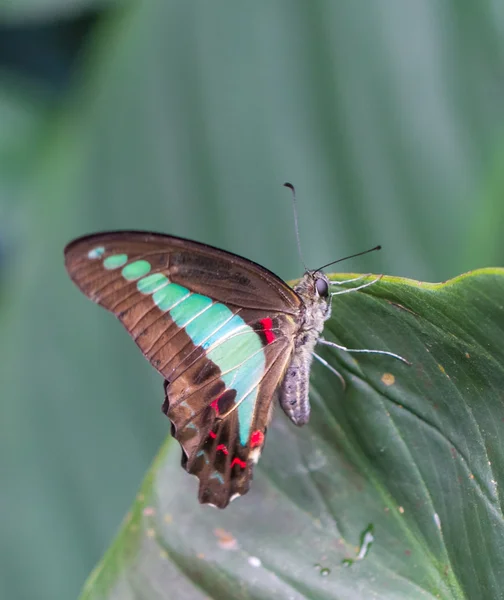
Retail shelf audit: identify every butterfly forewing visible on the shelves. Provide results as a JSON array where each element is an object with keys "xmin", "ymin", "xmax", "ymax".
[
  {"xmin": 65, "ymin": 232, "xmax": 300, "ymax": 311},
  {"xmin": 64, "ymin": 231, "xmax": 302, "ymax": 507}
]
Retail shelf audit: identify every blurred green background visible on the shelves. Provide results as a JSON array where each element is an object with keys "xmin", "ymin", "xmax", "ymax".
[{"xmin": 1, "ymin": 2, "xmax": 504, "ymax": 599}]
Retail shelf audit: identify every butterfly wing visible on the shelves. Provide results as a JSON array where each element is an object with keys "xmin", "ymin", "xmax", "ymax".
[
  {"xmin": 163, "ymin": 311, "xmax": 296, "ymax": 507},
  {"xmin": 64, "ymin": 231, "xmax": 301, "ymax": 507}
]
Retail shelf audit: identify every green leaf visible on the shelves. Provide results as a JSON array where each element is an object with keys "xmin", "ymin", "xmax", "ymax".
[
  {"xmin": 4, "ymin": 3, "xmax": 504, "ymax": 599},
  {"xmin": 80, "ymin": 268, "xmax": 504, "ymax": 600}
]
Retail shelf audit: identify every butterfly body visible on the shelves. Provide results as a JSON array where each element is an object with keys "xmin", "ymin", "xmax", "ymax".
[
  {"xmin": 279, "ymin": 273, "xmax": 331, "ymax": 426},
  {"xmin": 65, "ymin": 231, "xmax": 332, "ymax": 508}
]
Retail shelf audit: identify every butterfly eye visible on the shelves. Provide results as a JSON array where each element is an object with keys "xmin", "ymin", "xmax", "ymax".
[{"xmin": 315, "ymin": 277, "xmax": 329, "ymax": 297}]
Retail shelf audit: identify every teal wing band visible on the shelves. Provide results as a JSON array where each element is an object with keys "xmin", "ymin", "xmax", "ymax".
[
  {"xmin": 207, "ymin": 331, "xmax": 265, "ymax": 446},
  {"xmin": 155, "ymin": 282, "xmax": 265, "ymax": 446}
]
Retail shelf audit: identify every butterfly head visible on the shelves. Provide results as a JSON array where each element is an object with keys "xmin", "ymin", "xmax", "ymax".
[{"xmin": 293, "ymin": 271, "xmax": 332, "ymax": 326}]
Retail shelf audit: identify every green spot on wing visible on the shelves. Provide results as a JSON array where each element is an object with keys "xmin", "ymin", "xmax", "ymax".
[
  {"xmin": 122, "ymin": 260, "xmax": 151, "ymax": 280},
  {"xmin": 186, "ymin": 303, "xmax": 233, "ymax": 347},
  {"xmin": 170, "ymin": 294, "xmax": 213, "ymax": 327},
  {"xmin": 137, "ymin": 273, "xmax": 169, "ymax": 294},
  {"xmin": 210, "ymin": 472, "xmax": 224, "ymax": 484},
  {"xmin": 104, "ymin": 254, "xmax": 128, "ymax": 269},
  {"xmin": 208, "ymin": 330, "xmax": 262, "ymax": 371},
  {"xmin": 153, "ymin": 283, "xmax": 190, "ymax": 311},
  {"xmin": 88, "ymin": 246, "xmax": 105, "ymax": 259}
]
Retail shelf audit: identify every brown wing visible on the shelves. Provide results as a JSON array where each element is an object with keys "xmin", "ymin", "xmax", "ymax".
[
  {"xmin": 64, "ymin": 231, "xmax": 300, "ymax": 314},
  {"xmin": 64, "ymin": 230, "xmax": 301, "ymax": 375},
  {"xmin": 164, "ymin": 314, "xmax": 296, "ymax": 508},
  {"xmin": 64, "ymin": 231, "xmax": 302, "ymax": 507}
]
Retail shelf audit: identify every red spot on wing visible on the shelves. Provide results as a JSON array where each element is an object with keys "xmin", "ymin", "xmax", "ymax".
[
  {"xmin": 210, "ymin": 390, "xmax": 236, "ymax": 415},
  {"xmin": 259, "ymin": 317, "xmax": 275, "ymax": 344},
  {"xmin": 250, "ymin": 430, "xmax": 264, "ymax": 448},
  {"xmin": 231, "ymin": 457, "xmax": 247, "ymax": 469},
  {"xmin": 216, "ymin": 444, "xmax": 229, "ymax": 455},
  {"xmin": 209, "ymin": 431, "xmax": 217, "ymax": 439},
  {"xmin": 210, "ymin": 397, "xmax": 220, "ymax": 414}
]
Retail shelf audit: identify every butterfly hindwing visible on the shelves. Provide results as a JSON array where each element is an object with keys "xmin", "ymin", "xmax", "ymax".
[
  {"xmin": 64, "ymin": 231, "xmax": 302, "ymax": 507},
  {"xmin": 164, "ymin": 319, "xmax": 296, "ymax": 507}
]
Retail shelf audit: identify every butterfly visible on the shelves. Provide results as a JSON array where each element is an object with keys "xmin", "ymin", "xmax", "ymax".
[{"xmin": 65, "ymin": 210, "xmax": 406, "ymax": 508}]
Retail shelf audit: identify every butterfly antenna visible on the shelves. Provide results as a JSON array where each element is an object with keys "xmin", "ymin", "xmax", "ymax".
[
  {"xmin": 317, "ymin": 245, "xmax": 381, "ymax": 272},
  {"xmin": 284, "ymin": 182, "xmax": 308, "ymax": 272}
]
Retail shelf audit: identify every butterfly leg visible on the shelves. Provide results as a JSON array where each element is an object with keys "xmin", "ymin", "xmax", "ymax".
[
  {"xmin": 312, "ymin": 352, "xmax": 346, "ymax": 389},
  {"xmin": 317, "ymin": 337, "xmax": 411, "ymax": 365},
  {"xmin": 330, "ymin": 275, "xmax": 382, "ymax": 297}
]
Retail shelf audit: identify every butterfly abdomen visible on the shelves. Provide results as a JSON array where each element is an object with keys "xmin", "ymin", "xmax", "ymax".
[{"xmin": 278, "ymin": 332, "xmax": 316, "ymax": 426}]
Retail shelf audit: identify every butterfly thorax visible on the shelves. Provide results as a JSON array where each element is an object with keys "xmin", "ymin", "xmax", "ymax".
[{"xmin": 278, "ymin": 271, "xmax": 331, "ymax": 426}]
